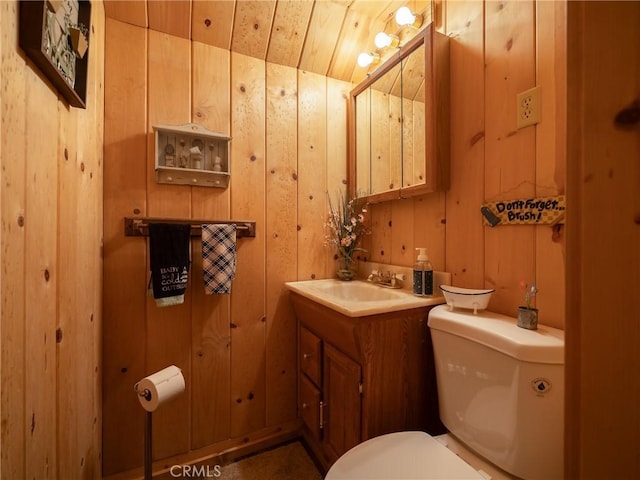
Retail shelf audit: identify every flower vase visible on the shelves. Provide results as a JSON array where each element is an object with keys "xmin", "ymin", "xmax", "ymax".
[
  {"xmin": 335, "ymin": 255, "xmax": 356, "ymax": 281},
  {"xmin": 517, "ymin": 306, "xmax": 538, "ymax": 330}
]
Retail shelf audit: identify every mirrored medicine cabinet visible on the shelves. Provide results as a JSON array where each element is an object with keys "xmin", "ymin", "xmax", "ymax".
[{"xmin": 348, "ymin": 24, "xmax": 450, "ymax": 203}]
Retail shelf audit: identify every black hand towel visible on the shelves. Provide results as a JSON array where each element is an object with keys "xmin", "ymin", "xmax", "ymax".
[{"xmin": 148, "ymin": 223, "xmax": 191, "ymax": 307}]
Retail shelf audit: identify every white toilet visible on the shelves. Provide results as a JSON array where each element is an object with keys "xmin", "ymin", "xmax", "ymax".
[{"xmin": 325, "ymin": 304, "xmax": 565, "ymax": 480}]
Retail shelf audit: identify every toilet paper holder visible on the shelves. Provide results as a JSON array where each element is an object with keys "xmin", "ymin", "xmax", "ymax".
[
  {"xmin": 134, "ymin": 383, "xmax": 154, "ymax": 480},
  {"xmin": 134, "ymin": 384, "xmax": 152, "ymax": 401},
  {"xmin": 134, "ymin": 366, "xmax": 186, "ymax": 480},
  {"xmin": 133, "ymin": 382, "xmax": 155, "ymax": 480}
]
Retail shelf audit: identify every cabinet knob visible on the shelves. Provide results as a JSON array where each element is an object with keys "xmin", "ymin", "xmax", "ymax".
[
  {"xmin": 303, "ymin": 353, "xmax": 312, "ymax": 360},
  {"xmin": 302, "ymin": 402, "xmax": 308, "ymax": 409}
]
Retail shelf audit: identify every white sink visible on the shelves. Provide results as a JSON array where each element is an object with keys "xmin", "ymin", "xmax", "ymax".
[{"xmin": 285, "ymin": 279, "xmax": 445, "ymax": 317}]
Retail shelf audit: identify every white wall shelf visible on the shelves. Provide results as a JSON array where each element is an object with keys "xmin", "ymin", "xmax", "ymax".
[{"xmin": 154, "ymin": 123, "xmax": 231, "ymax": 188}]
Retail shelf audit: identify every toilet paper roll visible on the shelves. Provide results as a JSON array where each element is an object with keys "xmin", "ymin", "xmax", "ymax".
[{"xmin": 135, "ymin": 365, "xmax": 185, "ymax": 412}]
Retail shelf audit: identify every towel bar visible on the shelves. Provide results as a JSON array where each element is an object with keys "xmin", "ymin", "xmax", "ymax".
[{"xmin": 124, "ymin": 217, "xmax": 256, "ymax": 238}]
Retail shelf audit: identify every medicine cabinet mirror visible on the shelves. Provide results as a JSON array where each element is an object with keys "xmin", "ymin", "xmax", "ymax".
[{"xmin": 348, "ymin": 25, "xmax": 450, "ymax": 203}]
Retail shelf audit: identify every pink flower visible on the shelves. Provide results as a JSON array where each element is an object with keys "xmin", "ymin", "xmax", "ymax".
[{"xmin": 325, "ymin": 192, "xmax": 369, "ymax": 259}]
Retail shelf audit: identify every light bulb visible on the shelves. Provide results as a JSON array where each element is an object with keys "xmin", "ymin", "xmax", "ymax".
[
  {"xmin": 395, "ymin": 6, "xmax": 415, "ymax": 25},
  {"xmin": 395, "ymin": 6, "xmax": 423, "ymax": 28},
  {"xmin": 374, "ymin": 32, "xmax": 400, "ymax": 49},
  {"xmin": 357, "ymin": 52, "xmax": 380, "ymax": 68}
]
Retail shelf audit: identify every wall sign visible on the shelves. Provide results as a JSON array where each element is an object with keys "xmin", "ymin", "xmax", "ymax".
[
  {"xmin": 19, "ymin": 0, "xmax": 91, "ymax": 108},
  {"xmin": 481, "ymin": 195, "xmax": 565, "ymax": 227}
]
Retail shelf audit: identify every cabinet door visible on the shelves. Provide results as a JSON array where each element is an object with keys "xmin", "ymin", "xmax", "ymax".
[{"xmin": 323, "ymin": 344, "xmax": 362, "ymax": 463}]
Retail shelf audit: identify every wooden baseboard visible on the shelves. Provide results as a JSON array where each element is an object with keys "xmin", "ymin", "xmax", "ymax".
[{"xmin": 103, "ymin": 419, "xmax": 302, "ymax": 480}]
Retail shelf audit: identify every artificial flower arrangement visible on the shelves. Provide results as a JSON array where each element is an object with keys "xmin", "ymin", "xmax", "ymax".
[{"xmin": 324, "ymin": 192, "xmax": 369, "ymax": 280}]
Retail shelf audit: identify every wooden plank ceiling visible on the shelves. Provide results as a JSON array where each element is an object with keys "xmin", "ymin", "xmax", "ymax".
[{"xmin": 104, "ymin": 0, "xmax": 432, "ymax": 84}]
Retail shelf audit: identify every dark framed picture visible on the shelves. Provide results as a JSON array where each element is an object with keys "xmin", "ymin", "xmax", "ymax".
[{"xmin": 19, "ymin": 0, "xmax": 91, "ymax": 109}]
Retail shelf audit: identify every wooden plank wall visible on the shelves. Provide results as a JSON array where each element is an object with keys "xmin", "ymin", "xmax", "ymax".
[
  {"xmin": 366, "ymin": 0, "xmax": 566, "ymax": 329},
  {"xmin": 0, "ymin": 1, "xmax": 575, "ymax": 477},
  {"xmin": 565, "ymin": 2, "xmax": 640, "ymax": 477},
  {"xmin": 102, "ymin": 19, "xmax": 350, "ymax": 476},
  {"xmin": 0, "ymin": 1, "xmax": 105, "ymax": 479}
]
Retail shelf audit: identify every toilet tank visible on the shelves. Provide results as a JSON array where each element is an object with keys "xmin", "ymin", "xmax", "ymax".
[{"xmin": 428, "ymin": 305, "xmax": 564, "ymax": 480}]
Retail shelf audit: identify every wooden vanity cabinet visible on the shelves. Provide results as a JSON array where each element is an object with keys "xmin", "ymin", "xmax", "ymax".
[{"xmin": 291, "ymin": 292, "xmax": 445, "ymax": 471}]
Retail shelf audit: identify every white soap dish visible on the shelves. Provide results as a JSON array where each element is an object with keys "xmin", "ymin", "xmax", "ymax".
[{"xmin": 440, "ymin": 285, "xmax": 495, "ymax": 314}]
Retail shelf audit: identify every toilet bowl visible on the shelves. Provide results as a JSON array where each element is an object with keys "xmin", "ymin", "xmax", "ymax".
[
  {"xmin": 325, "ymin": 305, "xmax": 565, "ymax": 480},
  {"xmin": 325, "ymin": 431, "xmax": 514, "ymax": 479}
]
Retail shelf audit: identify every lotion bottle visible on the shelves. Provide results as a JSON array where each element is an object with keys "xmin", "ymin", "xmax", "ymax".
[{"xmin": 413, "ymin": 248, "xmax": 434, "ymax": 296}]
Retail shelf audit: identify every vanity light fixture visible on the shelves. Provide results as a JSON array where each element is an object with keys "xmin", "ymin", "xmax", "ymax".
[
  {"xmin": 374, "ymin": 32, "xmax": 400, "ymax": 49},
  {"xmin": 395, "ymin": 6, "xmax": 423, "ymax": 28},
  {"xmin": 357, "ymin": 52, "xmax": 380, "ymax": 68}
]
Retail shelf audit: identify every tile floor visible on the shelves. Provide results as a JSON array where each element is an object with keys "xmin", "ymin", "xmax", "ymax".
[{"xmin": 218, "ymin": 441, "xmax": 323, "ymax": 480}]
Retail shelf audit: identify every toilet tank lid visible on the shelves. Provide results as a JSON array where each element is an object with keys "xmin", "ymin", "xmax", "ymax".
[{"xmin": 428, "ymin": 305, "xmax": 564, "ymax": 364}]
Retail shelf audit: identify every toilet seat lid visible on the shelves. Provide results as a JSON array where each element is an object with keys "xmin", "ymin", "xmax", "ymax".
[{"xmin": 325, "ymin": 431, "xmax": 486, "ymax": 479}]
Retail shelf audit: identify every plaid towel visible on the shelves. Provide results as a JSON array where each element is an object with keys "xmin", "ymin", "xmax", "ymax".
[{"xmin": 202, "ymin": 224, "xmax": 237, "ymax": 294}]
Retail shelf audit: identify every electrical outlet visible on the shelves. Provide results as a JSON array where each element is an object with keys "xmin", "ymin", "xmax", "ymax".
[{"xmin": 517, "ymin": 86, "xmax": 541, "ymax": 129}]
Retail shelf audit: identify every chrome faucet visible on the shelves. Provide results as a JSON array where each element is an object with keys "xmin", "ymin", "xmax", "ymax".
[
  {"xmin": 367, "ymin": 270, "xmax": 383, "ymax": 283},
  {"xmin": 367, "ymin": 270, "xmax": 405, "ymax": 289}
]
